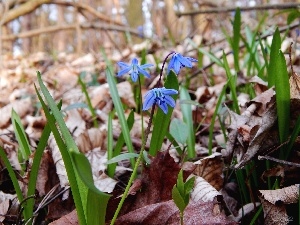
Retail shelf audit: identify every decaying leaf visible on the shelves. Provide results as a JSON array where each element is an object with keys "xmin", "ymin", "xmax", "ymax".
[
  {"xmin": 193, "ymin": 152, "xmax": 224, "ymax": 191},
  {"xmin": 289, "ymin": 70, "xmax": 300, "ymax": 99},
  {"xmin": 191, "ymin": 176, "xmax": 221, "ymax": 202},
  {"xmin": 228, "ymin": 202, "xmax": 261, "ymax": 222},
  {"xmin": 48, "ymin": 208, "xmax": 78, "ymax": 225},
  {"xmin": 260, "ymin": 197, "xmax": 290, "ymax": 225},
  {"xmin": 259, "ymin": 184, "xmax": 299, "ymax": 205},
  {"xmin": 259, "ymin": 184, "xmax": 299, "ymax": 225},
  {"xmin": 0, "ymin": 192, "xmax": 18, "ymax": 222},
  {"xmin": 115, "ymin": 200, "xmax": 237, "ymax": 225}
]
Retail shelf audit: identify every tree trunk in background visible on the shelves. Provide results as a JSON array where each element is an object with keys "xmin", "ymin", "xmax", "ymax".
[
  {"xmin": 57, "ymin": 5, "xmax": 66, "ymax": 52},
  {"xmin": 21, "ymin": 13, "xmax": 32, "ymax": 54},
  {"xmin": 38, "ymin": 9, "xmax": 48, "ymax": 52},
  {"xmin": 126, "ymin": 0, "xmax": 143, "ymax": 44},
  {"xmin": 75, "ymin": 0, "xmax": 82, "ymax": 54}
]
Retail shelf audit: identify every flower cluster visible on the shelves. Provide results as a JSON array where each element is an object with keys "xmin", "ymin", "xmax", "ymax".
[{"xmin": 117, "ymin": 52, "xmax": 197, "ymax": 114}]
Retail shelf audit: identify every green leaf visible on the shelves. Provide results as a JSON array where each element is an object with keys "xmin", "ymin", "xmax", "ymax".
[
  {"xmin": 184, "ymin": 176, "xmax": 195, "ymax": 195},
  {"xmin": 106, "ymin": 153, "xmax": 139, "ymax": 164},
  {"xmin": 11, "ymin": 109, "xmax": 31, "ymax": 161},
  {"xmin": 70, "ymin": 150, "xmax": 111, "ymax": 225},
  {"xmin": 108, "ymin": 110, "xmax": 135, "ymax": 177},
  {"xmin": 0, "ymin": 146, "xmax": 25, "ymax": 216},
  {"xmin": 268, "ymin": 28, "xmax": 281, "ymax": 87},
  {"xmin": 172, "ymin": 186, "xmax": 186, "ymax": 213},
  {"xmin": 274, "ymin": 50, "xmax": 290, "ymax": 147},
  {"xmin": 35, "ymin": 82, "xmax": 87, "ymax": 225},
  {"xmin": 170, "ymin": 118, "xmax": 188, "ymax": 144},
  {"xmin": 106, "ymin": 68, "xmax": 135, "ymax": 166},
  {"xmin": 180, "ymin": 87, "xmax": 195, "ymax": 158},
  {"xmin": 287, "ymin": 10, "xmax": 300, "ymax": 24},
  {"xmin": 176, "ymin": 170, "xmax": 185, "ymax": 196},
  {"xmin": 149, "ymin": 71, "xmax": 179, "ymax": 156},
  {"xmin": 232, "ymin": 7, "xmax": 241, "ymax": 72}
]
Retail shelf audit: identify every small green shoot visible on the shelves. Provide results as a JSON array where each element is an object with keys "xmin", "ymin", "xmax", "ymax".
[
  {"xmin": 180, "ymin": 87, "xmax": 195, "ymax": 159},
  {"xmin": 172, "ymin": 170, "xmax": 195, "ymax": 225}
]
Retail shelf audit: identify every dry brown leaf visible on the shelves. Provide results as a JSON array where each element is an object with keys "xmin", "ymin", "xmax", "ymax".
[
  {"xmin": 191, "ymin": 176, "xmax": 221, "ymax": 202},
  {"xmin": 259, "ymin": 184, "xmax": 299, "ymax": 205},
  {"xmin": 0, "ymin": 192, "xmax": 17, "ymax": 222},
  {"xmin": 261, "ymin": 165, "xmax": 285, "ymax": 184},
  {"xmin": 65, "ymin": 109, "xmax": 86, "ymax": 138},
  {"xmin": 34, "ymin": 151, "xmax": 51, "ymax": 196},
  {"xmin": 114, "ymin": 200, "xmax": 236, "ymax": 225},
  {"xmin": 76, "ymin": 127, "xmax": 107, "ymax": 154},
  {"xmin": 49, "ymin": 209, "xmax": 78, "ymax": 225},
  {"xmin": 48, "ymin": 134, "xmax": 69, "ymax": 199},
  {"xmin": 290, "ymin": 71, "xmax": 300, "ymax": 99},
  {"xmin": 193, "ymin": 152, "xmax": 224, "ymax": 191},
  {"xmin": 0, "ymin": 98, "xmax": 33, "ymax": 128},
  {"xmin": 260, "ymin": 197, "xmax": 290, "ymax": 225}
]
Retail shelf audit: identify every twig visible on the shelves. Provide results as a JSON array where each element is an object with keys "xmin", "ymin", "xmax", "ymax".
[
  {"xmin": 1, "ymin": 22, "xmax": 141, "ymax": 41},
  {"xmin": 176, "ymin": 2, "xmax": 300, "ymax": 16},
  {"xmin": 258, "ymin": 155, "xmax": 300, "ymax": 168},
  {"xmin": 188, "ymin": 21, "xmax": 300, "ymax": 80}
]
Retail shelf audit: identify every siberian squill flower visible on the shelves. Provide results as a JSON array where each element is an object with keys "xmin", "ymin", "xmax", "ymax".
[
  {"xmin": 142, "ymin": 87, "xmax": 178, "ymax": 114},
  {"xmin": 167, "ymin": 52, "xmax": 198, "ymax": 75},
  {"xmin": 117, "ymin": 58, "xmax": 153, "ymax": 82}
]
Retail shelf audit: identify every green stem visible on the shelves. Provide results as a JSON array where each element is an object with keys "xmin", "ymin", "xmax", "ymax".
[
  {"xmin": 110, "ymin": 90, "xmax": 156, "ymax": 225},
  {"xmin": 180, "ymin": 211, "xmax": 184, "ymax": 225}
]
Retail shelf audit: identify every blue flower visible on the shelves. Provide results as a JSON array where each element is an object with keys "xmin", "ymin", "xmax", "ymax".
[
  {"xmin": 142, "ymin": 87, "xmax": 178, "ymax": 114},
  {"xmin": 117, "ymin": 58, "xmax": 153, "ymax": 82},
  {"xmin": 167, "ymin": 53, "xmax": 198, "ymax": 75}
]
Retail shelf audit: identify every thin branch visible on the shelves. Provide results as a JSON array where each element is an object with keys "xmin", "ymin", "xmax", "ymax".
[
  {"xmin": 176, "ymin": 2, "xmax": 300, "ymax": 16},
  {"xmin": 1, "ymin": 22, "xmax": 141, "ymax": 41},
  {"xmin": 258, "ymin": 155, "xmax": 300, "ymax": 168},
  {"xmin": 51, "ymin": 0, "xmax": 124, "ymax": 26}
]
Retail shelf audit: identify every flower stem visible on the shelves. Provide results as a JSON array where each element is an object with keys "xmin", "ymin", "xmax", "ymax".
[
  {"xmin": 110, "ymin": 98, "xmax": 155, "ymax": 225},
  {"xmin": 156, "ymin": 51, "xmax": 175, "ymax": 88}
]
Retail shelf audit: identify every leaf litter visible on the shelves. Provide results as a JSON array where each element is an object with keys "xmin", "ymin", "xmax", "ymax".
[{"xmin": 0, "ymin": 35, "xmax": 300, "ymax": 225}]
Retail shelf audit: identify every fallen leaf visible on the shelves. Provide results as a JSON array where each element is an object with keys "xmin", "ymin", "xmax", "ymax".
[
  {"xmin": 259, "ymin": 184, "xmax": 299, "ymax": 205},
  {"xmin": 115, "ymin": 200, "xmax": 237, "ymax": 225},
  {"xmin": 193, "ymin": 152, "xmax": 224, "ymax": 191},
  {"xmin": 48, "ymin": 208, "xmax": 78, "ymax": 225},
  {"xmin": 191, "ymin": 176, "xmax": 221, "ymax": 202}
]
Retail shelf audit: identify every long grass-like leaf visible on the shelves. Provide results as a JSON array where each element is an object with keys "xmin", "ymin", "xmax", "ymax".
[
  {"xmin": 78, "ymin": 76, "xmax": 99, "ymax": 128},
  {"xmin": 208, "ymin": 83, "xmax": 227, "ymax": 155},
  {"xmin": 285, "ymin": 116, "xmax": 300, "ymax": 160},
  {"xmin": 108, "ymin": 110, "xmax": 134, "ymax": 177},
  {"xmin": 232, "ymin": 7, "xmax": 241, "ymax": 72},
  {"xmin": 70, "ymin": 150, "xmax": 111, "ymax": 225},
  {"xmin": 107, "ymin": 112, "xmax": 114, "ymax": 177},
  {"xmin": 268, "ymin": 28, "xmax": 281, "ymax": 87},
  {"xmin": 11, "ymin": 109, "xmax": 31, "ymax": 161},
  {"xmin": 274, "ymin": 50, "xmax": 290, "ymax": 152},
  {"xmin": 0, "ymin": 146, "xmax": 25, "ymax": 215},
  {"xmin": 26, "ymin": 121, "xmax": 52, "ymax": 222},
  {"xmin": 35, "ymin": 83, "xmax": 87, "ymax": 225},
  {"xmin": 149, "ymin": 72, "xmax": 179, "ymax": 156},
  {"xmin": 106, "ymin": 68, "xmax": 135, "ymax": 166},
  {"xmin": 222, "ymin": 52, "xmax": 240, "ymax": 114},
  {"xmin": 180, "ymin": 87, "xmax": 195, "ymax": 159}
]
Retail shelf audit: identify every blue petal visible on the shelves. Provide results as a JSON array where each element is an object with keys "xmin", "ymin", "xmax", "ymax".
[
  {"xmin": 164, "ymin": 95, "xmax": 176, "ymax": 107},
  {"xmin": 177, "ymin": 54, "xmax": 193, "ymax": 68},
  {"xmin": 117, "ymin": 61, "xmax": 131, "ymax": 69},
  {"xmin": 117, "ymin": 67, "xmax": 132, "ymax": 77},
  {"xmin": 160, "ymin": 88, "xmax": 178, "ymax": 95},
  {"xmin": 132, "ymin": 58, "xmax": 139, "ymax": 65},
  {"xmin": 173, "ymin": 57, "xmax": 182, "ymax": 74},
  {"xmin": 131, "ymin": 71, "xmax": 139, "ymax": 82},
  {"xmin": 143, "ymin": 91, "xmax": 156, "ymax": 110},
  {"xmin": 158, "ymin": 101, "xmax": 168, "ymax": 114},
  {"xmin": 185, "ymin": 57, "xmax": 198, "ymax": 62},
  {"xmin": 167, "ymin": 57, "xmax": 175, "ymax": 74},
  {"xmin": 140, "ymin": 63, "xmax": 154, "ymax": 69},
  {"xmin": 137, "ymin": 67, "xmax": 151, "ymax": 78}
]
